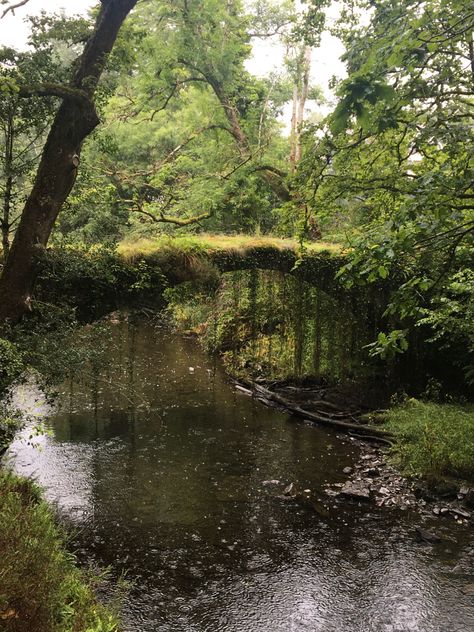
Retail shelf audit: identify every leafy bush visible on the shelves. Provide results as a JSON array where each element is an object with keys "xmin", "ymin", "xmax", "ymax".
[
  {"xmin": 384, "ymin": 399, "xmax": 474, "ymax": 480},
  {"xmin": 0, "ymin": 473, "xmax": 120, "ymax": 632},
  {"xmin": 0, "ymin": 338, "xmax": 23, "ymax": 395}
]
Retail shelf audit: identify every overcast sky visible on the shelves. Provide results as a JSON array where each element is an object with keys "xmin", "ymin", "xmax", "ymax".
[{"xmin": 0, "ymin": 0, "xmax": 347, "ymax": 122}]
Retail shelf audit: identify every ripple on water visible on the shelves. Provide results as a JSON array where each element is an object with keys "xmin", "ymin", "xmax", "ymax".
[{"xmin": 6, "ymin": 319, "xmax": 474, "ymax": 632}]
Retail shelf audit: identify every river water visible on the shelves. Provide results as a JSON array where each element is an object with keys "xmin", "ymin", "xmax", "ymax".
[{"xmin": 5, "ymin": 317, "xmax": 474, "ymax": 631}]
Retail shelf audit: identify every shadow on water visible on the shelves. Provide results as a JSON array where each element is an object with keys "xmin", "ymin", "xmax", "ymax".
[{"xmin": 5, "ymin": 315, "xmax": 474, "ymax": 631}]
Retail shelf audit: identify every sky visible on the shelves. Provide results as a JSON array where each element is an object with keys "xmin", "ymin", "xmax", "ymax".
[{"xmin": 0, "ymin": 0, "xmax": 347, "ymax": 123}]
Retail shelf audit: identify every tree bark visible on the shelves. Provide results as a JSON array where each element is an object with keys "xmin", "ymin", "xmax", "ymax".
[
  {"xmin": 1, "ymin": 115, "xmax": 14, "ymax": 258},
  {"xmin": 0, "ymin": 0, "xmax": 138, "ymax": 324},
  {"xmin": 289, "ymin": 84, "xmax": 298, "ymax": 170},
  {"xmin": 294, "ymin": 46, "xmax": 311, "ymax": 163}
]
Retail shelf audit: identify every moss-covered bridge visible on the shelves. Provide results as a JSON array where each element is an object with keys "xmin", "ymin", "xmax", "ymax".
[
  {"xmin": 118, "ymin": 235, "xmax": 346, "ymax": 295},
  {"xmin": 38, "ymin": 235, "xmax": 351, "ymax": 315}
]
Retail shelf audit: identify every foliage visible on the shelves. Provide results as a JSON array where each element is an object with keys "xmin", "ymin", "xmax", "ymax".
[
  {"xmin": 364, "ymin": 329, "xmax": 408, "ymax": 360},
  {"xmin": 418, "ymin": 268, "xmax": 474, "ymax": 383},
  {"xmin": 0, "ymin": 472, "xmax": 120, "ymax": 632},
  {"xmin": 297, "ymin": 0, "xmax": 474, "ymax": 375},
  {"xmin": 0, "ymin": 403, "xmax": 22, "ymax": 452},
  {"xmin": 383, "ymin": 399, "xmax": 474, "ymax": 480},
  {"xmin": 165, "ymin": 267, "xmax": 376, "ymax": 383},
  {"xmin": 53, "ymin": 0, "xmax": 294, "ymax": 243},
  {"xmin": 0, "ymin": 337, "xmax": 23, "ymax": 395}
]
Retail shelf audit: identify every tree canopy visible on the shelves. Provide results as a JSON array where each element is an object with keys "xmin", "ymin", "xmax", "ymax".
[{"xmin": 0, "ymin": 0, "xmax": 472, "ymax": 384}]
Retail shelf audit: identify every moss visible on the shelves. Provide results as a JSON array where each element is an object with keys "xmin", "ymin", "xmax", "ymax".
[
  {"xmin": 117, "ymin": 234, "xmax": 341, "ymax": 261},
  {"xmin": 382, "ymin": 399, "xmax": 474, "ymax": 481},
  {"xmin": 0, "ymin": 472, "xmax": 120, "ymax": 632}
]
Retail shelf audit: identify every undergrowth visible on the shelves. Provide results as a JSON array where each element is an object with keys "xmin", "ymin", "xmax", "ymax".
[
  {"xmin": 0, "ymin": 472, "xmax": 121, "ymax": 632},
  {"xmin": 383, "ymin": 399, "xmax": 474, "ymax": 481}
]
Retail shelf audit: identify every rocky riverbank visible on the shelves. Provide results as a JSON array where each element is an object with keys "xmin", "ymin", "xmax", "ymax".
[
  {"xmin": 234, "ymin": 378, "xmax": 474, "ymax": 531},
  {"xmin": 330, "ymin": 437, "xmax": 473, "ymax": 525}
]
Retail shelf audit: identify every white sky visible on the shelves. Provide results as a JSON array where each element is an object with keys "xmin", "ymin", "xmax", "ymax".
[{"xmin": 0, "ymin": 0, "xmax": 347, "ymax": 124}]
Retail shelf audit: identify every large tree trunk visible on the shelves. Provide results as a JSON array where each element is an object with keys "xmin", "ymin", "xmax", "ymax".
[{"xmin": 0, "ymin": 0, "xmax": 137, "ymax": 324}]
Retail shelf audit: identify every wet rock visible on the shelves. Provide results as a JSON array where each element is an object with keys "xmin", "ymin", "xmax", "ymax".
[
  {"xmin": 262, "ymin": 480, "xmax": 280, "ymax": 486},
  {"xmin": 448, "ymin": 507, "xmax": 471, "ymax": 520},
  {"xmin": 415, "ymin": 527, "xmax": 441, "ymax": 544},
  {"xmin": 282, "ymin": 482, "xmax": 298, "ymax": 497},
  {"xmin": 343, "ymin": 467, "xmax": 353, "ymax": 475},
  {"xmin": 340, "ymin": 481, "xmax": 371, "ymax": 501},
  {"xmin": 463, "ymin": 490, "xmax": 474, "ymax": 509},
  {"xmin": 366, "ymin": 467, "xmax": 381, "ymax": 478}
]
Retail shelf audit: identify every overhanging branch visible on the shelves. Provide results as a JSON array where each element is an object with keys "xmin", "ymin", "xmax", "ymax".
[
  {"xmin": 18, "ymin": 83, "xmax": 93, "ymax": 106},
  {"xmin": 1, "ymin": 0, "xmax": 30, "ymax": 19}
]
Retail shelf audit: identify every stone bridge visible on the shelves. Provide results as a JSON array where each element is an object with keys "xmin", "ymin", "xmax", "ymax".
[
  {"xmin": 37, "ymin": 235, "xmax": 376, "ymax": 320},
  {"xmin": 117, "ymin": 236, "xmax": 347, "ymax": 298}
]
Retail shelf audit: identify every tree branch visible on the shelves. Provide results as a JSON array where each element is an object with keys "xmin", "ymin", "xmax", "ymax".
[
  {"xmin": 127, "ymin": 202, "xmax": 212, "ymax": 226},
  {"xmin": 17, "ymin": 83, "xmax": 92, "ymax": 105},
  {"xmin": 1, "ymin": 0, "xmax": 30, "ymax": 20}
]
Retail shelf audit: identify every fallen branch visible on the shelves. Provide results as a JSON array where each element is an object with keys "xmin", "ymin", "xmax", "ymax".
[{"xmin": 251, "ymin": 383, "xmax": 394, "ymax": 441}]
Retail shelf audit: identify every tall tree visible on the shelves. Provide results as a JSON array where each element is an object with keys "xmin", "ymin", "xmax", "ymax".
[
  {"xmin": 0, "ymin": 13, "xmax": 91, "ymax": 256},
  {"xmin": 0, "ymin": 0, "xmax": 138, "ymax": 324}
]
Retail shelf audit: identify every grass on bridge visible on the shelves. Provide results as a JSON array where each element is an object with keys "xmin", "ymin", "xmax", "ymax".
[{"xmin": 117, "ymin": 233, "xmax": 342, "ymax": 262}]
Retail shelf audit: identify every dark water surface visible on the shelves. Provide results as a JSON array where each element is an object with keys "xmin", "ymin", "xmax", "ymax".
[{"xmin": 6, "ymin": 318, "xmax": 474, "ymax": 631}]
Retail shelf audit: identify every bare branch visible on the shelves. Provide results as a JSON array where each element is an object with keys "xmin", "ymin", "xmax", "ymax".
[{"xmin": 1, "ymin": 0, "xmax": 30, "ymax": 20}]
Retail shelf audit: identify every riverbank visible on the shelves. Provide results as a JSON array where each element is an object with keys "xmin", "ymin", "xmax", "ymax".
[
  {"xmin": 234, "ymin": 377, "xmax": 474, "ymax": 524},
  {"xmin": 0, "ymin": 387, "xmax": 122, "ymax": 632},
  {"xmin": 164, "ymin": 277, "xmax": 474, "ymax": 502},
  {"xmin": 0, "ymin": 470, "xmax": 120, "ymax": 632}
]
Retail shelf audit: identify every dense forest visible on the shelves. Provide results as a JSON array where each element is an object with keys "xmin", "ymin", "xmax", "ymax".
[{"xmin": 0, "ymin": 1, "xmax": 473, "ymax": 631}]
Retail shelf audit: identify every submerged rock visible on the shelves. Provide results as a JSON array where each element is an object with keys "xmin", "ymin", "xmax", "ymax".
[
  {"xmin": 415, "ymin": 527, "xmax": 441, "ymax": 544},
  {"xmin": 282, "ymin": 482, "xmax": 298, "ymax": 497}
]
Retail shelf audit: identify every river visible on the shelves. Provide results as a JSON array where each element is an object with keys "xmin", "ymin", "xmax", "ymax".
[{"xmin": 4, "ymin": 316, "xmax": 474, "ymax": 631}]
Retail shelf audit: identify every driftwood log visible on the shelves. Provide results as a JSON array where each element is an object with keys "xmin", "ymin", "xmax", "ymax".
[{"xmin": 239, "ymin": 382, "xmax": 393, "ymax": 444}]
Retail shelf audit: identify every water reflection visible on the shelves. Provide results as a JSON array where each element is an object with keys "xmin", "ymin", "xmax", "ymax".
[{"xmin": 6, "ymin": 317, "xmax": 474, "ymax": 631}]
